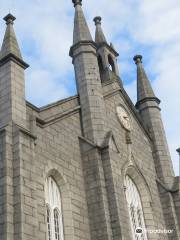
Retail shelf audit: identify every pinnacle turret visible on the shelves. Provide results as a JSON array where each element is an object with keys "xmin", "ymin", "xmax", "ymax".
[
  {"xmin": 133, "ymin": 55, "xmax": 175, "ymax": 187},
  {"xmin": 0, "ymin": 14, "xmax": 22, "ymax": 60},
  {"xmin": 0, "ymin": 14, "xmax": 28, "ymax": 128},
  {"xmin": 72, "ymin": 0, "xmax": 93, "ymax": 44},
  {"xmin": 133, "ymin": 55, "xmax": 159, "ymax": 105},
  {"xmin": 93, "ymin": 16, "xmax": 107, "ymax": 44},
  {"xmin": 0, "ymin": 13, "xmax": 29, "ymax": 69}
]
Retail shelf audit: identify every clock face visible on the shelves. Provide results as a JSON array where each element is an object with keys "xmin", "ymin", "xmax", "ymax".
[{"xmin": 117, "ymin": 106, "xmax": 131, "ymax": 131}]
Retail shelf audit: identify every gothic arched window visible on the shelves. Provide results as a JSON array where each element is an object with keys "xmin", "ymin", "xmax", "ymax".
[
  {"xmin": 125, "ymin": 175, "xmax": 148, "ymax": 240},
  {"xmin": 45, "ymin": 176, "xmax": 64, "ymax": 240}
]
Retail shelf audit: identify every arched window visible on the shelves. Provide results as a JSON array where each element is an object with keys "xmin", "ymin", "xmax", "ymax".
[
  {"xmin": 108, "ymin": 55, "xmax": 115, "ymax": 73},
  {"xmin": 125, "ymin": 175, "xmax": 148, "ymax": 240},
  {"xmin": 45, "ymin": 177, "xmax": 64, "ymax": 240}
]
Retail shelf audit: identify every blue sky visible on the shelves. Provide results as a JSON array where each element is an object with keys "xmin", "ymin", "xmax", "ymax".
[{"xmin": 0, "ymin": 0, "xmax": 179, "ymax": 175}]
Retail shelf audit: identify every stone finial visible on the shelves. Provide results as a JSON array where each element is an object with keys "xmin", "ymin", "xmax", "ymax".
[
  {"xmin": 93, "ymin": 16, "xmax": 107, "ymax": 44},
  {"xmin": 72, "ymin": 0, "xmax": 82, "ymax": 7},
  {"xmin": 133, "ymin": 55, "xmax": 142, "ymax": 64},
  {"xmin": 93, "ymin": 16, "xmax": 102, "ymax": 25},
  {"xmin": 3, "ymin": 13, "xmax": 16, "ymax": 25}
]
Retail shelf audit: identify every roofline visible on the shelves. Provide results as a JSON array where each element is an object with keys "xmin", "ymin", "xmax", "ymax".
[
  {"xmin": 26, "ymin": 89, "xmax": 151, "ymax": 143},
  {"xmin": 26, "ymin": 94, "xmax": 79, "ymax": 112}
]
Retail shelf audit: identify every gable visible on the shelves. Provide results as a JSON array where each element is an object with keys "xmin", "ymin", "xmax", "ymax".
[{"xmin": 102, "ymin": 80, "xmax": 151, "ymax": 144}]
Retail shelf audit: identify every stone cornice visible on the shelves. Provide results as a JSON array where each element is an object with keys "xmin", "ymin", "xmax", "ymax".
[
  {"xmin": 26, "ymin": 95, "xmax": 79, "ymax": 113},
  {"xmin": 0, "ymin": 53, "xmax": 29, "ymax": 69},
  {"xmin": 36, "ymin": 106, "xmax": 80, "ymax": 128},
  {"xmin": 69, "ymin": 40, "xmax": 97, "ymax": 58},
  {"xmin": 15, "ymin": 123, "xmax": 37, "ymax": 140},
  {"xmin": 156, "ymin": 178, "xmax": 179, "ymax": 193},
  {"xmin": 95, "ymin": 42, "xmax": 119, "ymax": 57},
  {"xmin": 135, "ymin": 97, "xmax": 161, "ymax": 109}
]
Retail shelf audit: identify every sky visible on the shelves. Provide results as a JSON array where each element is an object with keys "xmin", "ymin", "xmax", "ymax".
[{"xmin": 0, "ymin": 0, "xmax": 179, "ymax": 175}]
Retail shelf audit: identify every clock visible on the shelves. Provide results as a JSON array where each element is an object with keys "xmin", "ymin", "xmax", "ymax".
[{"xmin": 117, "ymin": 106, "xmax": 131, "ymax": 131}]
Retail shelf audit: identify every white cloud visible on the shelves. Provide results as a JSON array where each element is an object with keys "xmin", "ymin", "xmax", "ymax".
[
  {"xmin": 133, "ymin": 0, "xmax": 180, "ymax": 43},
  {"xmin": 25, "ymin": 69, "xmax": 70, "ymax": 106},
  {"xmin": 0, "ymin": 0, "xmax": 179, "ymax": 175}
]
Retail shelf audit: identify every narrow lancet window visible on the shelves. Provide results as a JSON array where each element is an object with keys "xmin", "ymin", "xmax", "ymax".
[
  {"xmin": 108, "ymin": 55, "xmax": 115, "ymax": 72},
  {"xmin": 125, "ymin": 175, "xmax": 148, "ymax": 240},
  {"xmin": 45, "ymin": 177, "xmax": 64, "ymax": 240}
]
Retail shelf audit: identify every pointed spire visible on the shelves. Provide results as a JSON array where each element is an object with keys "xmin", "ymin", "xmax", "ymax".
[
  {"xmin": 133, "ymin": 55, "xmax": 159, "ymax": 104},
  {"xmin": 0, "ymin": 14, "xmax": 22, "ymax": 60},
  {"xmin": 72, "ymin": 0, "xmax": 92, "ymax": 44},
  {"xmin": 93, "ymin": 16, "xmax": 107, "ymax": 44},
  {"xmin": 0, "ymin": 14, "xmax": 29, "ymax": 69}
]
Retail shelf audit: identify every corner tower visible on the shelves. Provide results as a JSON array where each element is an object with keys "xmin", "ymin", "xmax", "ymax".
[
  {"xmin": 134, "ymin": 55, "xmax": 175, "ymax": 187},
  {"xmin": 70, "ymin": 0, "xmax": 106, "ymax": 145},
  {"xmin": 0, "ymin": 14, "xmax": 30, "ymax": 240}
]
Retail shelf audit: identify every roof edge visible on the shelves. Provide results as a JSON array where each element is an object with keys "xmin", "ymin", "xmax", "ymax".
[{"xmin": 26, "ymin": 94, "xmax": 79, "ymax": 112}]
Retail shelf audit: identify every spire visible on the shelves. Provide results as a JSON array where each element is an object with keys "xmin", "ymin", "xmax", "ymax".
[
  {"xmin": 0, "ymin": 14, "xmax": 22, "ymax": 60},
  {"xmin": 133, "ymin": 55, "xmax": 159, "ymax": 104},
  {"xmin": 93, "ymin": 16, "xmax": 107, "ymax": 44},
  {"xmin": 72, "ymin": 0, "xmax": 92, "ymax": 44}
]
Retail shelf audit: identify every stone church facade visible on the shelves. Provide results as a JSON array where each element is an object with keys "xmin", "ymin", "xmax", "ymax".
[{"xmin": 0, "ymin": 0, "xmax": 179, "ymax": 239}]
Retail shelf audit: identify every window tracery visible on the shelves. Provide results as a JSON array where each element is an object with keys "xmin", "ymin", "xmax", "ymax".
[
  {"xmin": 45, "ymin": 177, "xmax": 64, "ymax": 240},
  {"xmin": 125, "ymin": 175, "xmax": 148, "ymax": 240}
]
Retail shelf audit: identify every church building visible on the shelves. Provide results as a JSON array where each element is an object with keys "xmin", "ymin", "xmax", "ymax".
[{"xmin": 0, "ymin": 0, "xmax": 180, "ymax": 239}]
